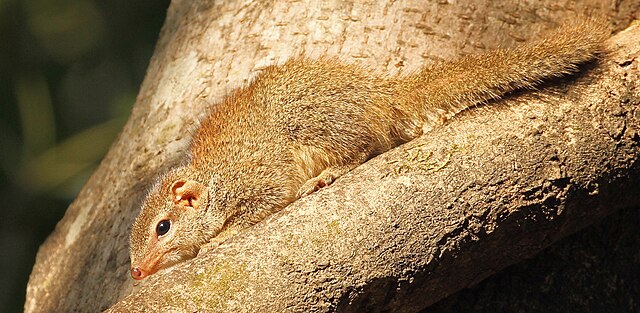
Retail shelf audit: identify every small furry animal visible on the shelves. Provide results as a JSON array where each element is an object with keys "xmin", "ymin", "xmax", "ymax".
[{"xmin": 129, "ymin": 19, "xmax": 608, "ymax": 279}]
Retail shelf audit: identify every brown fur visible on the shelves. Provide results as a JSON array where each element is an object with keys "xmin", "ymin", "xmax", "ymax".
[{"xmin": 129, "ymin": 18, "xmax": 609, "ymax": 279}]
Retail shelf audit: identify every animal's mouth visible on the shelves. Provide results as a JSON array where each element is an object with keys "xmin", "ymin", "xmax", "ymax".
[{"xmin": 130, "ymin": 248, "xmax": 175, "ymax": 280}]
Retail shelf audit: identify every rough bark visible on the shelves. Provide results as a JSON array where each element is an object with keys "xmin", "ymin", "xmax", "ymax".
[
  {"xmin": 25, "ymin": 1, "xmax": 640, "ymax": 313},
  {"xmin": 423, "ymin": 205, "xmax": 640, "ymax": 313}
]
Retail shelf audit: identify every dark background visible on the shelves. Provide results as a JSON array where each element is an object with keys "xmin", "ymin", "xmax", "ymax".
[{"xmin": 0, "ymin": 1, "xmax": 169, "ymax": 312}]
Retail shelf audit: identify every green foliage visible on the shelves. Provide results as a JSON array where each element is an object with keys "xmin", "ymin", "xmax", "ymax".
[{"xmin": 0, "ymin": 0, "xmax": 169, "ymax": 312}]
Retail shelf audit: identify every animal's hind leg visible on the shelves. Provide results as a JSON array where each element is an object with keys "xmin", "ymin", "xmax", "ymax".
[
  {"xmin": 296, "ymin": 164, "xmax": 356, "ymax": 197},
  {"xmin": 296, "ymin": 152, "xmax": 370, "ymax": 198}
]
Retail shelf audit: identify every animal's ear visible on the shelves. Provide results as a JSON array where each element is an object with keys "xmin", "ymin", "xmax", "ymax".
[{"xmin": 170, "ymin": 180, "xmax": 209, "ymax": 210}]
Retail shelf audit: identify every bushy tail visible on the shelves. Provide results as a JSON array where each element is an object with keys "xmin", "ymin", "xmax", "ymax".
[{"xmin": 402, "ymin": 17, "xmax": 610, "ymax": 123}]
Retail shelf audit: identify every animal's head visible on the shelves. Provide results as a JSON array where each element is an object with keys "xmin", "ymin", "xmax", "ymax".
[{"xmin": 129, "ymin": 168, "xmax": 215, "ymax": 280}]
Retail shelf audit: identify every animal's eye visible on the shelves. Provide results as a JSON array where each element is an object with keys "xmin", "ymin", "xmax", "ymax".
[{"xmin": 156, "ymin": 220, "xmax": 171, "ymax": 237}]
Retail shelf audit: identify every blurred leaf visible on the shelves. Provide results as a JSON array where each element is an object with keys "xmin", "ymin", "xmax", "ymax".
[
  {"xmin": 15, "ymin": 72, "xmax": 56, "ymax": 157},
  {"xmin": 25, "ymin": 0, "xmax": 106, "ymax": 62},
  {"xmin": 21, "ymin": 117, "xmax": 124, "ymax": 195}
]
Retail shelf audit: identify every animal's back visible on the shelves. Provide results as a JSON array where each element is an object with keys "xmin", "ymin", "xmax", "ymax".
[{"xmin": 191, "ymin": 58, "xmax": 415, "ymax": 186}]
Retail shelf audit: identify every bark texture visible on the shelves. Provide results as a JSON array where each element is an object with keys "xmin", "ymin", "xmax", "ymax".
[
  {"xmin": 25, "ymin": 1, "xmax": 640, "ymax": 312},
  {"xmin": 424, "ymin": 205, "xmax": 640, "ymax": 313}
]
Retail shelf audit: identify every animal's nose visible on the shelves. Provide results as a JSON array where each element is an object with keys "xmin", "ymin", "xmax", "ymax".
[{"xmin": 131, "ymin": 266, "xmax": 147, "ymax": 280}]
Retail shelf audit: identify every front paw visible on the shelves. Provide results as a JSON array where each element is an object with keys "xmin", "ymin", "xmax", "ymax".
[
  {"xmin": 197, "ymin": 238, "xmax": 224, "ymax": 256},
  {"xmin": 296, "ymin": 177, "xmax": 330, "ymax": 198}
]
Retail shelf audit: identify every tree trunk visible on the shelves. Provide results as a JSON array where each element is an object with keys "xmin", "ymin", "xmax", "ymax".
[{"xmin": 25, "ymin": 1, "xmax": 640, "ymax": 312}]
